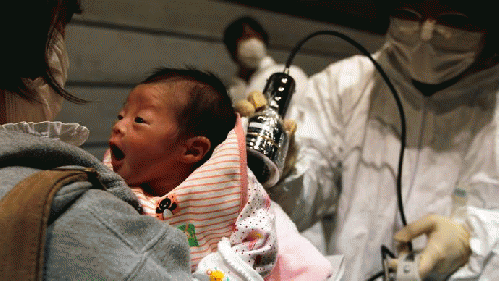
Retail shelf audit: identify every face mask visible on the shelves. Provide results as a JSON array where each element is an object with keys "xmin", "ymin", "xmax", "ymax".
[
  {"xmin": 237, "ymin": 38, "xmax": 267, "ymax": 69},
  {"xmin": 4, "ymin": 29, "xmax": 69, "ymax": 123},
  {"xmin": 385, "ymin": 18, "xmax": 483, "ymax": 84}
]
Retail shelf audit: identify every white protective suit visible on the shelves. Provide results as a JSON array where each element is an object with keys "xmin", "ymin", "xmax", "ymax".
[
  {"xmin": 228, "ymin": 56, "xmax": 308, "ymax": 109},
  {"xmin": 270, "ymin": 45, "xmax": 499, "ymax": 280}
]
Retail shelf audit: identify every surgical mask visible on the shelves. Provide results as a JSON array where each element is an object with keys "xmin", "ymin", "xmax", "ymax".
[
  {"xmin": 386, "ymin": 17, "xmax": 483, "ymax": 84},
  {"xmin": 4, "ymin": 30, "xmax": 69, "ymax": 123},
  {"xmin": 237, "ymin": 38, "xmax": 267, "ymax": 69}
]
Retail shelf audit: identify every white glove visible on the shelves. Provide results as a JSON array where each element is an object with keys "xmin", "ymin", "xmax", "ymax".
[
  {"xmin": 233, "ymin": 91, "xmax": 268, "ymax": 116},
  {"xmin": 394, "ymin": 214, "xmax": 471, "ymax": 280}
]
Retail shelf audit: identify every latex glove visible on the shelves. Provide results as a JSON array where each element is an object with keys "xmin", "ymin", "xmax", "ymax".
[
  {"xmin": 234, "ymin": 91, "xmax": 298, "ymax": 179},
  {"xmin": 394, "ymin": 214, "xmax": 471, "ymax": 280},
  {"xmin": 233, "ymin": 91, "xmax": 268, "ymax": 116},
  {"xmin": 281, "ymin": 119, "xmax": 297, "ymax": 178}
]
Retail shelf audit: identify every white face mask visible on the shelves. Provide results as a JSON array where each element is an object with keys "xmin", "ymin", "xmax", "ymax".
[
  {"xmin": 386, "ymin": 17, "xmax": 483, "ymax": 84},
  {"xmin": 237, "ymin": 38, "xmax": 267, "ymax": 69},
  {"xmin": 4, "ymin": 29, "xmax": 69, "ymax": 123}
]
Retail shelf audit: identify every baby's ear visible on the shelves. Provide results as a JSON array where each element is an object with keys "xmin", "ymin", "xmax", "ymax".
[{"xmin": 182, "ymin": 136, "xmax": 211, "ymax": 164}]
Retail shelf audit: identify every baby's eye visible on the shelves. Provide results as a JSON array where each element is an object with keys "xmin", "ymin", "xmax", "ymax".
[
  {"xmin": 117, "ymin": 114, "xmax": 123, "ymax": 120},
  {"xmin": 134, "ymin": 117, "xmax": 145, "ymax": 124}
]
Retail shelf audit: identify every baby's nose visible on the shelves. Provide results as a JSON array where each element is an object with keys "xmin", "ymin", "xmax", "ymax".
[{"xmin": 112, "ymin": 120, "xmax": 125, "ymax": 135}]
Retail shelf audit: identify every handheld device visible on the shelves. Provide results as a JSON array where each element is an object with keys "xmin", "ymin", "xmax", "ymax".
[
  {"xmin": 382, "ymin": 252, "xmax": 421, "ymax": 281},
  {"xmin": 245, "ymin": 72, "xmax": 296, "ymax": 188}
]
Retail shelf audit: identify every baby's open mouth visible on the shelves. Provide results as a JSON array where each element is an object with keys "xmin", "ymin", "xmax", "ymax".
[{"xmin": 110, "ymin": 143, "xmax": 125, "ymax": 161}]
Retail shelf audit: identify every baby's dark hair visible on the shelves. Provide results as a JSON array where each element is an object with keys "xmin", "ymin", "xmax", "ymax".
[{"xmin": 142, "ymin": 67, "xmax": 237, "ymax": 165}]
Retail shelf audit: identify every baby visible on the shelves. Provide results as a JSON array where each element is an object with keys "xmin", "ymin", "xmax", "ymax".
[{"xmin": 105, "ymin": 68, "xmax": 277, "ymax": 281}]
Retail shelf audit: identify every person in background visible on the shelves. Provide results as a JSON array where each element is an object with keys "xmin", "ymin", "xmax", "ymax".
[
  {"xmin": 240, "ymin": 0, "xmax": 499, "ymax": 280},
  {"xmin": 223, "ymin": 16, "xmax": 308, "ymax": 115},
  {"xmin": 0, "ymin": 1, "xmax": 191, "ymax": 279}
]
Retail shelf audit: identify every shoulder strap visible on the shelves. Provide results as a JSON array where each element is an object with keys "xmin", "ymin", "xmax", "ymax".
[{"xmin": 0, "ymin": 168, "xmax": 103, "ymax": 281}]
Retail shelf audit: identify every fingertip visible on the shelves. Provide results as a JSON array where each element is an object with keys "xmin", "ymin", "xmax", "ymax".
[
  {"xmin": 394, "ymin": 229, "xmax": 409, "ymax": 242},
  {"xmin": 396, "ymin": 216, "xmax": 435, "ymax": 241},
  {"xmin": 234, "ymin": 100, "xmax": 256, "ymax": 117},
  {"xmin": 248, "ymin": 90, "xmax": 265, "ymax": 99},
  {"xmin": 388, "ymin": 259, "xmax": 398, "ymax": 270},
  {"xmin": 248, "ymin": 91, "xmax": 267, "ymax": 110},
  {"xmin": 283, "ymin": 119, "xmax": 297, "ymax": 135}
]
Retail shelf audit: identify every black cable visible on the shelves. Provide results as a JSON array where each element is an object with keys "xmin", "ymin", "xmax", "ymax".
[
  {"xmin": 284, "ymin": 30, "xmax": 410, "ymax": 238},
  {"xmin": 282, "ymin": 31, "xmax": 414, "ymax": 280},
  {"xmin": 366, "ymin": 270, "xmax": 385, "ymax": 281},
  {"xmin": 382, "ymin": 245, "xmax": 397, "ymax": 259}
]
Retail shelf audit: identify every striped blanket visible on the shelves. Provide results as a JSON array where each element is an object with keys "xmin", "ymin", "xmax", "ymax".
[{"xmin": 104, "ymin": 116, "xmax": 277, "ymax": 277}]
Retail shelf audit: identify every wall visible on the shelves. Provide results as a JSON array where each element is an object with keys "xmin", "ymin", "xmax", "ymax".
[{"xmin": 58, "ymin": 0, "xmax": 385, "ymax": 159}]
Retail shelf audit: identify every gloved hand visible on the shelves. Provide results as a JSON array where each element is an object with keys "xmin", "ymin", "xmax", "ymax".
[
  {"xmin": 233, "ymin": 91, "xmax": 268, "ymax": 116},
  {"xmin": 234, "ymin": 91, "xmax": 298, "ymax": 179},
  {"xmin": 394, "ymin": 214, "xmax": 471, "ymax": 280}
]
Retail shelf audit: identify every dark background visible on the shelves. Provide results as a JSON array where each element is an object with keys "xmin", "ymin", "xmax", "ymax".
[{"xmin": 221, "ymin": 0, "xmax": 391, "ymax": 35}]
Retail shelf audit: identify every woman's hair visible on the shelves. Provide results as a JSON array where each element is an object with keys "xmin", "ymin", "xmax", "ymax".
[{"xmin": 0, "ymin": 0, "xmax": 85, "ymax": 103}]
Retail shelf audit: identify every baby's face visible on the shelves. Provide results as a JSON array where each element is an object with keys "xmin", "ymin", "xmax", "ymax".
[{"xmin": 109, "ymin": 83, "xmax": 186, "ymax": 187}]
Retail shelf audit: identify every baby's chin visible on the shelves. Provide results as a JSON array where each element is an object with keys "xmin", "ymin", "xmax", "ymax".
[
  {"xmin": 111, "ymin": 161, "xmax": 145, "ymax": 186},
  {"xmin": 112, "ymin": 164, "xmax": 133, "ymax": 184}
]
